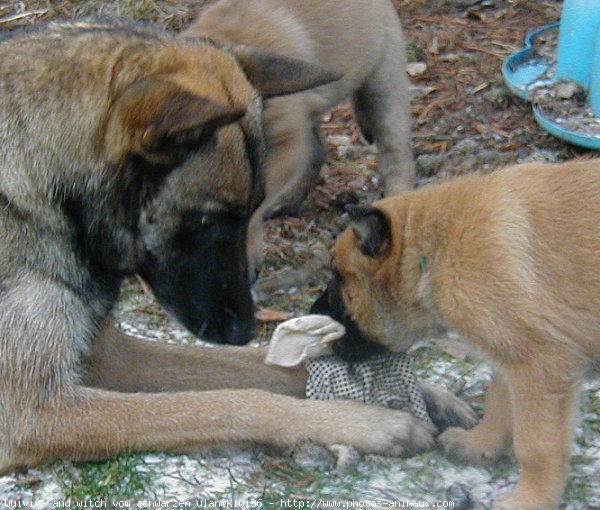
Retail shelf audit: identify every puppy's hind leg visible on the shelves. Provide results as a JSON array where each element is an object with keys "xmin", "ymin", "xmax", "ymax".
[{"xmin": 352, "ymin": 38, "xmax": 415, "ymax": 195}]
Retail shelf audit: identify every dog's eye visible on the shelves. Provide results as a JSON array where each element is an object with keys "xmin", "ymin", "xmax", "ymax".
[
  {"xmin": 195, "ymin": 214, "xmax": 216, "ymax": 231},
  {"xmin": 180, "ymin": 211, "xmax": 216, "ymax": 232},
  {"xmin": 180, "ymin": 208, "xmax": 247, "ymax": 235}
]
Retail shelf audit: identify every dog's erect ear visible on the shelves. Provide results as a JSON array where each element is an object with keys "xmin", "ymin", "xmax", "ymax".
[
  {"xmin": 229, "ymin": 45, "xmax": 343, "ymax": 99},
  {"xmin": 346, "ymin": 205, "xmax": 392, "ymax": 258},
  {"xmin": 109, "ymin": 78, "xmax": 245, "ymax": 163},
  {"xmin": 139, "ymin": 88, "xmax": 245, "ymax": 154}
]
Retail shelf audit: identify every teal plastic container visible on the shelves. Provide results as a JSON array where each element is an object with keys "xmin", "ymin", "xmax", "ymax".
[
  {"xmin": 556, "ymin": 0, "xmax": 600, "ymax": 90},
  {"xmin": 590, "ymin": 20, "xmax": 600, "ymax": 114},
  {"xmin": 503, "ymin": 0, "xmax": 600, "ymax": 149}
]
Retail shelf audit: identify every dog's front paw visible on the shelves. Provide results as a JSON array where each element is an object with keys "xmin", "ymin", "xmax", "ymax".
[
  {"xmin": 358, "ymin": 409, "xmax": 435, "ymax": 457},
  {"xmin": 438, "ymin": 426, "xmax": 502, "ymax": 465},
  {"xmin": 420, "ymin": 383, "xmax": 478, "ymax": 431},
  {"xmin": 327, "ymin": 402, "xmax": 436, "ymax": 457}
]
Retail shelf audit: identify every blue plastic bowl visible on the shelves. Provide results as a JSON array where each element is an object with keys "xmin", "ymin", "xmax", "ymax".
[{"xmin": 502, "ymin": 23, "xmax": 558, "ymax": 101}]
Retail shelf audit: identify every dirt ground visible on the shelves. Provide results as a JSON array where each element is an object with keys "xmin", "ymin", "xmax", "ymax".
[{"xmin": 1, "ymin": 0, "xmax": 598, "ymax": 509}]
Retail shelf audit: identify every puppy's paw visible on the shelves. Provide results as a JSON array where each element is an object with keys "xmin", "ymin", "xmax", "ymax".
[
  {"xmin": 328, "ymin": 402, "xmax": 436, "ymax": 457},
  {"xmin": 492, "ymin": 491, "xmax": 557, "ymax": 510},
  {"xmin": 421, "ymin": 383, "xmax": 478, "ymax": 431},
  {"xmin": 438, "ymin": 427, "xmax": 502, "ymax": 465}
]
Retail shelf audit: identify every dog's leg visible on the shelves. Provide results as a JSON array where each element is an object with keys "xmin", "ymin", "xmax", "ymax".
[
  {"xmin": 84, "ymin": 325, "xmax": 478, "ymax": 433},
  {"xmin": 420, "ymin": 382, "xmax": 478, "ymax": 431},
  {"xmin": 352, "ymin": 37, "xmax": 415, "ymax": 196},
  {"xmin": 490, "ymin": 358, "xmax": 580, "ymax": 510},
  {"xmin": 262, "ymin": 126, "xmax": 325, "ymax": 220},
  {"xmin": 438, "ymin": 373, "xmax": 512, "ymax": 463},
  {"xmin": 247, "ymin": 100, "xmax": 323, "ymax": 276},
  {"xmin": 5, "ymin": 385, "xmax": 435, "ymax": 473},
  {"xmin": 82, "ymin": 324, "xmax": 307, "ymax": 397}
]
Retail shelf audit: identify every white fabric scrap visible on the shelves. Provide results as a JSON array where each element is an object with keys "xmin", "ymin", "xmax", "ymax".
[{"xmin": 265, "ymin": 314, "xmax": 346, "ymax": 367}]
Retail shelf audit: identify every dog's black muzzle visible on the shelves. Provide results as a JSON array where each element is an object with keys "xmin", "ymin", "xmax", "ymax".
[{"xmin": 140, "ymin": 210, "xmax": 256, "ymax": 345}]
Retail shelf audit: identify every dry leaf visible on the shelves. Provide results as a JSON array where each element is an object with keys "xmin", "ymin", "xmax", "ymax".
[{"xmin": 255, "ymin": 308, "xmax": 293, "ymax": 322}]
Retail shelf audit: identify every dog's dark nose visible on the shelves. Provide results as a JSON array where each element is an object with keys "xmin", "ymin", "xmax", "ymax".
[
  {"xmin": 189, "ymin": 313, "xmax": 255, "ymax": 345},
  {"xmin": 224, "ymin": 316, "xmax": 256, "ymax": 345}
]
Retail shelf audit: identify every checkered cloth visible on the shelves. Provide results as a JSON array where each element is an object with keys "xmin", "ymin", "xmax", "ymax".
[
  {"xmin": 266, "ymin": 315, "xmax": 432, "ymax": 425},
  {"xmin": 305, "ymin": 353, "xmax": 431, "ymax": 424}
]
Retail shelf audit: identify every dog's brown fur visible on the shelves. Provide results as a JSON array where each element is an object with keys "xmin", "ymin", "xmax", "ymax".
[
  {"xmin": 330, "ymin": 159, "xmax": 600, "ymax": 510},
  {"xmin": 184, "ymin": 0, "xmax": 415, "ymax": 274}
]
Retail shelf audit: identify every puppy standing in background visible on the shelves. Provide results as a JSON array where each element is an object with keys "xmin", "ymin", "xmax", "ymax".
[
  {"xmin": 321, "ymin": 159, "xmax": 600, "ymax": 510},
  {"xmin": 184, "ymin": 0, "xmax": 415, "ymax": 274}
]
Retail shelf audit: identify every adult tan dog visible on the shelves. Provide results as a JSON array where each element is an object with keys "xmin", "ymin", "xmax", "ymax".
[
  {"xmin": 184, "ymin": 0, "xmax": 415, "ymax": 274},
  {"xmin": 323, "ymin": 159, "xmax": 600, "ymax": 510},
  {"xmin": 0, "ymin": 17, "xmax": 466, "ymax": 474}
]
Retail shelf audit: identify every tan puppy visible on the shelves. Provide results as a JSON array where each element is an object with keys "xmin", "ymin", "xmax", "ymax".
[
  {"xmin": 324, "ymin": 159, "xmax": 600, "ymax": 510},
  {"xmin": 184, "ymin": 0, "xmax": 415, "ymax": 274}
]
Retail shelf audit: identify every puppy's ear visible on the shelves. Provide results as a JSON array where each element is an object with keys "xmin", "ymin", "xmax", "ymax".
[
  {"xmin": 346, "ymin": 205, "xmax": 391, "ymax": 258},
  {"xmin": 107, "ymin": 78, "xmax": 245, "ymax": 165},
  {"xmin": 229, "ymin": 45, "xmax": 342, "ymax": 99}
]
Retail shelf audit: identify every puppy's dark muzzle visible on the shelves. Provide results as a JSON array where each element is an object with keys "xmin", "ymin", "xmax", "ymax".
[{"xmin": 310, "ymin": 282, "xmax": 386, "ymax": 362}]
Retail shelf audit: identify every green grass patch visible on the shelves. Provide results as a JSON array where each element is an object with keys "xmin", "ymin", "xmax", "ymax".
[{"xmin": 53, "ymin": 454, "xmax": 154, "ymax": 502}]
